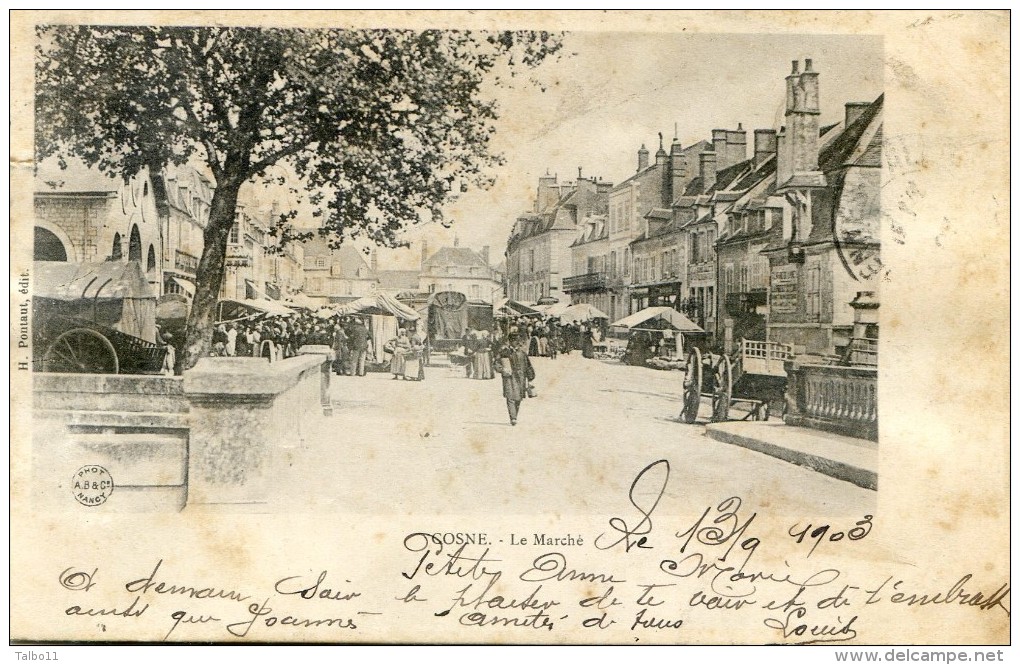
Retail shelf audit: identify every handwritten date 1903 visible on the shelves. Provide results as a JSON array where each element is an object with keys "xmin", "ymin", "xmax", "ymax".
[{"xmin": 788, "ymin": 516, "xmax": 873, "ymax": 558}]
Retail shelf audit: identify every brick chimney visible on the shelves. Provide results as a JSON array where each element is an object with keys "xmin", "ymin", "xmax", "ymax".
[
  {"xmin": 845, "ymin": 101, "xmax": 870, "ymax": 128},
  {"xmin": 754, "ymin": 129, "xmax": 777, "ymax": 168},
  {"xmin": 655, "ymin": 133, "xmax": 668, "ymax": 168},
  {"xmin": 726, "ymin": 124, "xmax": 748, "ymax": 168},
  {"xmin": 536, "ymin": 171, "xmax": 559, "ymax": 212},
  {"xmin": 481, "ymin": 245, "xmax": 490, "ymax": 266},
  {"xmin": 637, "ymin": 144, "xmax": 649, "ymax": 171},
  {"xmin": 699, "ymin": 150, "xmax": 717, "ymax": 193},
  {"xmin": 785, "ymin": 58, "xmax": 821, "ymax": 175},
  {"xmin": 712, "ymin": 129, "xmax": 729, "ymax": 169},
  {"xmin": 670, "ymin": 137, "xmax": 686, "ymax": 202},
  {"xmin": 776, "ymin": 126, "xmax": 790, "ymax": 190}
]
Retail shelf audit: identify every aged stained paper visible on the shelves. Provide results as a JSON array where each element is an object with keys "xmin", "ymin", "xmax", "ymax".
[{"xmin": 9, "ymin": 10, "xmax": 1010, "ymax": 645}]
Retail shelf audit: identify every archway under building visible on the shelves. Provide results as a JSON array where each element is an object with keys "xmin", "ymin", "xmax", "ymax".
[{"xmin": 34, "ymin": 226, "xmax": 68, "ymax": 262}]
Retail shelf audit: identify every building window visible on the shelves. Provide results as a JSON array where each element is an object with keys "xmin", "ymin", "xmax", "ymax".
[
  {"xmin": 471, "ymin": 284, "xmax": 480, "ymax": 299},
  {"xmin": 706, "ymin": 286, "xmax": 714, "ymax": 317},
  {"xmin": 229, "ymin": 224, "xmax": 240, "ymax": 245},
  {"xmin": 807, "ymin": 266, "xmax": 821, "ymax": 321}
]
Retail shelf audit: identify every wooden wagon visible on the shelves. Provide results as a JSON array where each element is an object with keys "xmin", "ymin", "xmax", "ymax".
[
  {"xmin": 679, "ymin": 339, "xmax": 793, "ymax": 423},
  {"xmin": 33, "ymin": 261, "xmax": 167, "ymax": 375}
]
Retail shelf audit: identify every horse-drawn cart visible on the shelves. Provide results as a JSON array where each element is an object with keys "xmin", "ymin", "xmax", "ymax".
[
  {"xmin": 33, "ymin": 261, "xmax": 167, "ymax": 375},
  {"xmin": 679, "ymin": 339, "xmax": 792, "ymax": 423}
]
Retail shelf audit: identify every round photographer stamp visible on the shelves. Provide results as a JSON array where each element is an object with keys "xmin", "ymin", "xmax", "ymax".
[{"xmin": 72, "ymin": 465, "xmax": 114, "ymax": 507}]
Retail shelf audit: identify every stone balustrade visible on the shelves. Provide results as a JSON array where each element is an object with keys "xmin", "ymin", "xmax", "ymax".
[{"xmin": 784, "ymin": 360, "xmax": 877, "ymax": 441}]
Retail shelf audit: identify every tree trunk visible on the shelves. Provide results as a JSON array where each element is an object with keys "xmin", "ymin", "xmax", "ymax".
[{"xmin": 179, "ymin": 180, "xmax": 242, "ymax": 372}]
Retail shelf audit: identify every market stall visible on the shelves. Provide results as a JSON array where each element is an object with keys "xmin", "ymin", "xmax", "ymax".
[
  {"xmin": 611, "ymin": 306, "xmax": 704, "ymax": 366},
  {"xmin": 334, "ymin": 292, "xmax": 421, "ymax": 367}
]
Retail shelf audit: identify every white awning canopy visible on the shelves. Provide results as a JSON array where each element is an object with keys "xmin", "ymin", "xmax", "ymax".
[
  {"xmin": 611, "ymin": 306, "xmax": 704, "ymax": 333},
  {"xmin": 172, "ymin": 277, "xmax": 195, "ymax": 298}
]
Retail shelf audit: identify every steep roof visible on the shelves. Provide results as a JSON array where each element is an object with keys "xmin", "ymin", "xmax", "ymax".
[
  {"xmin": 423, "ymin": 246, "xmax": 490, "ymax": 270},
  {"xmin": 763, "ymin": 93, "xmax": 884, "ymax": 251},
  {"xmin": 376, "ymin": 270, "xmax": 421, "ymax": 290},
  {"xmin": 301, "ymin": 239, "xmax": 376, "ymax": 278},
  {"xmin": 35, "ymin": 155, "xmax": 126, "ymax": 194}
]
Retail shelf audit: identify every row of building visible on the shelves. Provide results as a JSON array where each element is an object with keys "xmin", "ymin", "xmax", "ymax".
[
  {"xmin": 505, "ymin": 58, "xmax": 882, "ymax": 357},
  {"xmin": 33, "ymin": 158, "xmax": 505, "ymax": 311}
]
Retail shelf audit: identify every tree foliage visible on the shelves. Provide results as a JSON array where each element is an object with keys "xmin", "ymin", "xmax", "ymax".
[{"xmin": 35, "ymin": 25, "xmax": 562, "ymax": 368}]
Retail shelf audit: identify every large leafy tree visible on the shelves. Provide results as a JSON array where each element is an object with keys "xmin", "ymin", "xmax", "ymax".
[{"xmin": 36, "ymin": 26, "xmax": 561, "ymax": 370}]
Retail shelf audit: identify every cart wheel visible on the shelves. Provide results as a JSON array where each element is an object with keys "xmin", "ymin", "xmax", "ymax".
[
  {"xmin": 680, "ymin": 347, "xmax": 702, "ymax": 423},
  {"xmin": 43, "ymin": 328, "xmax": 119, "ymax": 374},
  {"xmin": 712, "ymin": 355, "xmax": 733, "ymax": 422}
]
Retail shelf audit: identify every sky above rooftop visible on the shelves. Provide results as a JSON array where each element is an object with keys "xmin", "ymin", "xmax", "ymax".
[{"xmin": 295, "ymin": 31, "xmax": 884, "ymax": 270}]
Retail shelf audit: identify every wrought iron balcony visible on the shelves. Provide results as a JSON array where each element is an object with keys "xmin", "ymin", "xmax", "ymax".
[{"xmin": 562, "ymin": 272, "xmax": 607, "ymax": 292}]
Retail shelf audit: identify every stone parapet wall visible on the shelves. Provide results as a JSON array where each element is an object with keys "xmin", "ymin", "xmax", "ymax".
[{"xmin": 32, "ymin": 347, "xmax": 332, "ymax": 512}]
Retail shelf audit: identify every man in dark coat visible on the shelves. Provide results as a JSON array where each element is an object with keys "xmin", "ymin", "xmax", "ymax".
[
  {"xmin": 349, "ymin": 317, "xmax": 370, "ymax": 376},
  {"xmin": 499, "ymin": 333, "xmax": 535, "ymax": 426}
]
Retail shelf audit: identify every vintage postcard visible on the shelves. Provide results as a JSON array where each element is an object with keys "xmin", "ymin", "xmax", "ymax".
[{"xmin": 9, "ymin": 10, "xmax": 1009, "ymax": 647}]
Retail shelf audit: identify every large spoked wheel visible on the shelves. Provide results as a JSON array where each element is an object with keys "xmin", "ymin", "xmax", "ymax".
[
  {"xmin": 711, "ymin": 354, "xmax": 733, "ymax": 422},
  {"xmin": 43, "ymin": 328, "xmax": 119, "ymax": 374},
  {"xmin": 680, "ymin": 347, "xmax": 702, "ymax": 423}
]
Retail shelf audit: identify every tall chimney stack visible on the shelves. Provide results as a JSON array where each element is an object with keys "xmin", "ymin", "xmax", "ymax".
[
  {"xmin": 670, "ymin": 137, "xmax": 686, "ymax": 202},
  {"xmin": 726, "ymin": 123, "xmax": 747, "ymax": 168},
  {"xmin": 536, "ymin": 171, "xmax": 559, "ymax": 212},
  {"xmin": 699, "ymin": 150, "xmax": 717, "ymax": 193},
  {"xmin": 785, "ymin": 58, "xmax": 821, "ymax": 175},
  {"xmin": 637, "ymin": 144, "xmax": 649, "ymax": 171},
  {"xmin": 845, "ymin": 101, "xmax": 870, "ymax": 128},
  {"xmin": 712, "ymin": 129, "xmax": 729, "ymax": 169},
  {"xmin": 753, "ymin": 129, "xmax": 778, "ymax": 168},
  {"xmin": 655, "ymin": 133, "xmax": 668, "ymax": 167}
]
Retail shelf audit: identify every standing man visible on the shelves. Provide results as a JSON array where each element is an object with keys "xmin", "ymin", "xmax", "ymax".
[
  {"xmin": 331, "ymin": 323, "xmax": 349, "ymax": 376},
  {"xmin": 498, "ymin": 332, "xmax": 536, "ymax": 426},
  {"xmin": 349, "ymin": 316, "xmax": 370, "ymax": 377}
]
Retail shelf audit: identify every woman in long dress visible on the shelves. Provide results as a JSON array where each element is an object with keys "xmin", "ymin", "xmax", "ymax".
[
  {"xmin": 474, "ymin": 330, "xmax": 494, "ymax": 379},
  {"xmin": 406, "ymin": 328, "xmax": 426, "ymax": 381},
  {"xmin": 388, "ymin": 328, "xmax": 410, "ymax": 379}
]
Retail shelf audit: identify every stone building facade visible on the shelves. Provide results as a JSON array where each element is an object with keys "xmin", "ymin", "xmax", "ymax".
[
  {"xmin": 420, "ymin": 244, "xmax": 503, "ymax": 302},
  {"xmin": 760, "ymin": 60, "xmax": 883, "ymax": 357},
  {"xmin": 34, "ymin": 156, "xmax": 164, "ymax": 294},
  {"xmin": 300, "ymin": 238, "xmax": 378, "ymax": 306},
  {"xmin": 506, "ymin": 172, "xmax": 611, "ymax": 305}
]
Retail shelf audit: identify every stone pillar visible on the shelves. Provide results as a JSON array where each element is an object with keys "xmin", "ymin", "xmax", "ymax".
[
  {"xmin": 298, "ymin": 344, "xmax": 334, "ymax": 416},
  {"xmin": 181, "ymin": 354, "xmax": 327, "ymax": 508}
]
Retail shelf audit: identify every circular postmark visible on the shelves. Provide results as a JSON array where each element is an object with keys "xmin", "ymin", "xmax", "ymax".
[{"xmin": 72, "ymin": 465, "xmax": 114, "ymax": 507}]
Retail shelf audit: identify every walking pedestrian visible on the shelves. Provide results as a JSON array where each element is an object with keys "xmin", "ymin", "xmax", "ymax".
[{"xmin": 499, "ymin": 332, "xmax": 535, "ymax": 426}]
